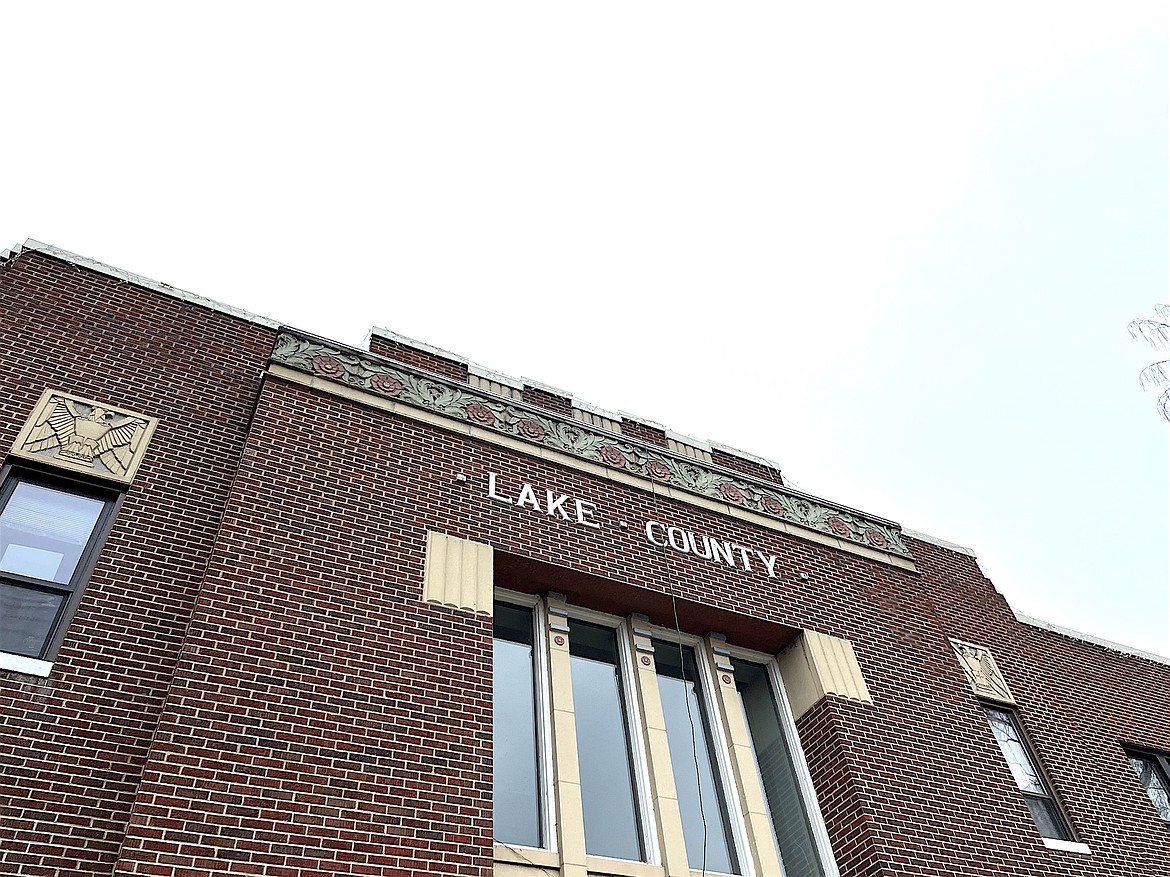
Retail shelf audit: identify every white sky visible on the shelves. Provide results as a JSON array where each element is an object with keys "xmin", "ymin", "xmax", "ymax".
[{"xmin": 3, "ymin": 3, "xmax": 1167, "ymax": 655}]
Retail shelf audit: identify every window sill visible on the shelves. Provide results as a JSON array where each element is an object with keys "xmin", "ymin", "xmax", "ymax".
[
  {"xmin": 0, "ymin": 651, "xmax": 53, "ymax": 677},
  {"xmin": 494, "ymin": 845, "xmax": 666, "ymax": 877},
  {"xmin": 494, "ymin": 843, "xmax": 560, "ymax": 870},
  {"xmin": 586, "ymin": 855, "xmax": 662, "ymax": 877},
  {"xmin": 1042, "ymin": 838, "xmax": 1092, "ymax": 854}
]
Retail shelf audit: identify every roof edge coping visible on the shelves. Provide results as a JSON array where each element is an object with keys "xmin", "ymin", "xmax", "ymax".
[
  {"xmin": 666, "ymin": 429, "xmax": 713, "ymax": 452},
  {"xmin": 1014, "ymin": 610, "xmax": 1170, "ymax": 666},
  {"xmin": 617, "ymin": 411, "xmax": 668, "ymax": 430},
  {"xmin": 20, "ymin": 239, "xmax": 282, "ymax": 329},
  {"xmin": 469, "ymin": 363, "xmax": 525, "ymax": 390},
  {"xmin": 520, "ymin": 377, "xmax": 574, "ymax": 398},
  {"xmin": 368, "ymin": 325, "xmax": 469, "ymax": 365},
  {"xmin": 710, "ymin": 441, "xmax": 783, "ymax": 472},
  {"xmin": 903, "ymin": 527, "xmax": 978, "ymax": 556},
  {"xmin": 572, "ymin": 398, "xmax": 624, "ymax": 421}
]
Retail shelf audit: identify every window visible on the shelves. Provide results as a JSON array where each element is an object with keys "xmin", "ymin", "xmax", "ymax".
[
  {"xmin": 654, "ymin": 637, "xmax": 742, "ymax": 874},
  {"xmin": 569, "ymin": 618, "xmax": 646, "ymax": 861},
  {"xmin": 0, "ymin": 468, "xmax": 120, "ymax": 661},
  {"xmin": 734, "ymin": 660, "xmax": 827, "ymax": 877},
  {"xmin": 492, "ymin": 592, "xmax": 837, "ymax": 877},
  {"xmin": 492, "ymin": 602, "xmax": 547, "ymax": 848},
  {"xmin": 1126, "ymin": 749, "xmax": 1170, "ymax": 827},
  {"xmin": 982, "ymin": 706, "xmax": 1072, "ymax": 841}
]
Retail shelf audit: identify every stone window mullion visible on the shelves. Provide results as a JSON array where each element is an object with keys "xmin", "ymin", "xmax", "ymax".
[{"xmin": 625, "ymin": 616, "xmax": 691, "ymax": 877}]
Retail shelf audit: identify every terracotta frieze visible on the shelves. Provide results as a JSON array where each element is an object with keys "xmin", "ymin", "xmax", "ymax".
[{"xmin": 272, "ymin": 330, "xmax": 911, "ymax": 558}]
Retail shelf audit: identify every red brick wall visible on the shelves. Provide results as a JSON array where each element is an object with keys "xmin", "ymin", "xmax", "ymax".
[
  {"xmin": 367, "ymin": 333, "xmax": 469, "ymax": 382},
  {"xmin": 0, "ymin": 251, "xmax": 275, "ymax": 876},
  {"xmin": 710, "ymin": 448, "xmax": 784, "ymax": 486},
  {"xmin": 114, "ymin": 370, "xmax": 1170, "ymax": 876},
  {"xmin": 2, "ymin": 252, "xmax": 1167, "ymax": 876}
]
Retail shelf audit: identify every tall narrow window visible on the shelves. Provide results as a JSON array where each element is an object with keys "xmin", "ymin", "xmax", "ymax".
[
  {"xmin": 568, "ymin": 619, "xmax": 645, "ymax": 861},
  {"xmin": 1126, "ymin": 749, "xmax": 1170, "ymax": 827},
  {"xmin": 493, "ymin": 603, "xmax": 544, "ymax": 848},
  {"xmin": 0, "ymin": 471, "xmax": 118, "ymax": 659},
  {"xmin": 734, "ymin": 661, "xmax": 826, "ymax": 877},
  {"xmin": 654, "ymin": 639, "xmax": 740, "ymax": 874},
  {"xmin": 983, "ymin": 706, "xmax": 1071, "ymax": 841}
]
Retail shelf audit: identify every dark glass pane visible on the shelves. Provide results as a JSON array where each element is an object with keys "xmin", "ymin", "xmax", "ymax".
[
  {"xmin": 493, "ymin": 604, "xmax": 543, "ymax": 847},
  {"xmin": 0, "ymin": 483, "xmax": 105, "ymax": 584},
  {"xmin": 734, "ymin": 662, "xmax": 825, "ymax": 877},
  {"xmin": 983, "ymin": 707, "xmax": 1045, "ymax": 794},
  {"xmin": 569, "ymin": 620, "xmax": 644, "ymax": 861},
  {"xmin": 1129, "ymin": 755, "xmax": 1170, "ymax": 822},
  {"xmin": 0, "ymin": 582, "xmax": 64, "ymax": 658},
  {"xmin": 983, "ymin": 707, "xmax": 1071, "ymax": 840},
  {"xmin": 654, "ymin": 640, "xmax": 739, "ymax": 874},
  {"xmin": 1024, "ymin": 794, "xmax": 1071, "ymax": 841}
]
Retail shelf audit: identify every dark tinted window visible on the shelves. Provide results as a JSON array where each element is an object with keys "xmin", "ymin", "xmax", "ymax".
[
  {"xmin": 569, "ymin": 619, "xmax": 644, "ymax": 861},
  {"xmin": 494, "ymin": 603, "xmax": 543, "ymax": 847},
  {"xmin": 654, "ymin": 639, "xmax": 739, "ymax": 874},
  {"xmin": 735, "ymin": 661, "xmax": 825, "ymax": 877}
]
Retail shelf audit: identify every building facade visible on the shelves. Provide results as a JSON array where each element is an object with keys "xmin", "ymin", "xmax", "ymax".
[{"xmin": 0, "ymin": 240, "xmax": 1168, "ymax": 877}]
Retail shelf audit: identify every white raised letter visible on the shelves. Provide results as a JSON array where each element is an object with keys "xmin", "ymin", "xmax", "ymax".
[
  {"xmin": 756, "ymin": 551, "xmax": 779, "ymax": 578},
  {"xmin": 487, "ymin": 472, "xmax": 513, "ymax": 505},
  {"xmin": 710, "ymin": 539, "xmax": 737, "ymax": 568},
  {"xmin": 516, "ymin": 483, "xmax": 540, "ymax": 511},
  {"xmin": 667, "ymin": 526, "xmax": 690, "ymax": 554},
  {"xmin": 687, "ymin": 531, "xmax": 713, "ymax": 560},
  {"xmin": 546, "ymin": 491, "xmax": 571, "ymax": 520},
  {"xmin": 645, "ymin": 520, "xmax": 667, "ymax": 546},
  {"xmin": 575, "ymin": 500, "xmax": 600, "ymax": 529},
  {"xmin": 733, "ymin": 544, "xmax": 754, "ymax": 571}
]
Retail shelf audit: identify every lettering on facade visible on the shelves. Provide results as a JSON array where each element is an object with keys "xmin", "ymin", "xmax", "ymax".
[
  {"xmin": 486, "ymin": 472, "xmax": 600, "ymax": 528},
  {"xmin": 645, "ymin": 520, "xmax": 779, "ymax": 579},
  {"xmin": 484, "ymin": 470, "xmax": 781, "ymax": 578}
]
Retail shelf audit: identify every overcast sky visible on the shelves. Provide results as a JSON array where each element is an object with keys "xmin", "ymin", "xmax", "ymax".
[{"xmin": 3, "ymin": 3, "xmax": 1166, "ymax": 655}]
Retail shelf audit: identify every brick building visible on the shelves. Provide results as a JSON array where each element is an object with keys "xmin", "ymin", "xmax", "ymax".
[{"xmin": 0, "ymin": 240, "xmax": 1167, "ymax": 877}]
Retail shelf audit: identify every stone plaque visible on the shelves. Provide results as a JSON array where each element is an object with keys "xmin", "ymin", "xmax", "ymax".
[{"xmin": 11, "ymin": 389, "xmax": 159, "ymax": 484}]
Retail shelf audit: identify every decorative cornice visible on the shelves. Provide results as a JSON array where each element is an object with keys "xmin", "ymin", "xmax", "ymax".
[{"xmin": 272, "ymin": 330, "xmax": 912, "ymax": 559}]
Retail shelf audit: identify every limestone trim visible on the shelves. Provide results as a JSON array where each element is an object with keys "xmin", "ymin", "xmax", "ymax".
[
  {"xmin": 1042, "ymin": 838, "xmax": 1093, "ymax": 854},
  {"xmin": 268, "ymin": 331, "xmax": 916, "ymax": 567},
  {"xmin": 11, "ymin": 389, "xmax": 160, "ymax": 484},
  {"xmin": 0, "ymin": 651, "xmax": 53, "ymax": 677},
  {"xmin": 421, "ymin": 531, "xmax": 493, "ymax": 615},
  {"xmin": 625, "ymin": 619, "xmax": 690, "ymax": 877},
  {"xmin": 777, "ymin": 631, "xmax": 873, "ymax": 720},
  {"xmin": 544, "ymin": 595, "xmax": 589, "ymax": 877}
]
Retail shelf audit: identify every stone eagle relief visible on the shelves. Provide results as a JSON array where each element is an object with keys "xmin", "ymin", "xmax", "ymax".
[{"xmin": 13, "ymin": 390, "xmax": 158, "ymax": 483}]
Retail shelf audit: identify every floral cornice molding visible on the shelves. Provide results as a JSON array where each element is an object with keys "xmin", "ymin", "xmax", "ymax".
[{"xmin": 272, "ymin": 331, "xmax": 911, "ymax": 559}]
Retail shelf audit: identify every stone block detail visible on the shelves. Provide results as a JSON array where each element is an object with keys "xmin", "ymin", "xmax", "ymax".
[
  {"xmin": 779, "ymin": 630, "xmax": 873, "ymax": 719},
  {"xmin": 950, "ymin": 638, "xmax": 1015, "ymax": 704},
  {"xmin": 421, "ymin": 531, "xmax": 493, "ymax": 615},
  {"xmin": 11, "ymin": 389, "xmax": 159, "ymax": 484}
]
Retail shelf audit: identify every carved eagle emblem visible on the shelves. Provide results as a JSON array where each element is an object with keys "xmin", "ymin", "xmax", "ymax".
[{"xmin": 23, "ymin": 397, "xmax": 147, "ymax": 476}]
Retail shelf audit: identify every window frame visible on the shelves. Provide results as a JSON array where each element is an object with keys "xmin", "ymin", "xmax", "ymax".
[
  {"xmin": 492, "ymin": 590, "xmax": 842, "ymax": 877},
  {"xmin": 0, "ymin": 462, "xmax": 124, "ymax": 663},
  {"xmin": 980, "ymin": 703, "xmax": 1076, "ymax": 844},
  {"xmin": 1124, "ymin": 746, "xmax": 1170, "ymax": 829},
  {"xmin": 563, "ymin": 603, "xmax": 660, "ymax": 866},
  {"xmin": 492, "ymin": 591, "xmax": 558, "ymax": 854},
  {"xmin": 725, "ymin": 642, "xmax": 839, "ymax": 876},
  {"xmin": 649, "ymin": 626, "xmax": 753, "ymax": 875}
]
